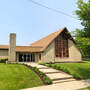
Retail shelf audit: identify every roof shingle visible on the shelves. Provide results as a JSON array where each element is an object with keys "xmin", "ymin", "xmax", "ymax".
[
  {"xmin": 0, "ymin": 27, "xmax": 67, "ymax": 52},
  {"xmin": 16, "ymin": 46, "xmax": 43, "ymax": 53},
  {"xmin": 0, "ymin": 45, "xmax": 8, "ymax": 49},
  {"xmin": 30, "ymin": 27, "xmax": 66, "ymax": 51}
]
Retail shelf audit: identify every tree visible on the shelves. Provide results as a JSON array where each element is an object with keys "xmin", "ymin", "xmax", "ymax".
[
  {"xmin": 71, "ymin": 28, "xmax": 85, "ymax": 38},
  {"xmin": 75, "ymin": 0, "xmax": 90, "ymax": 37},
  {"xmin": 71, "ymin": 29, "xmax": 90, "ymax": 56},
  {"xmin": 71, "ymin": 0, "xmax": 90, "ymax": 57}
]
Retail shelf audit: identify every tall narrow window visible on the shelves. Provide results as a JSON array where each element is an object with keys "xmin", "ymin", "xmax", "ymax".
[{"xmin": 55, "ymin": 32, "xmax": 69, "ymax": 57}]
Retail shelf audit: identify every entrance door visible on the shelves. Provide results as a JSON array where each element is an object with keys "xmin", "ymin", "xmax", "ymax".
[
  {"xmin": 27, "ymin": 54, "xmax": 30, "ymax": 62},
  {"xmin": 18, "ymin": 53, "xmax": 35, "ymax": 62},
  {"xmin": 19, "ymin": 54, "xmax": 23, "ymax": 62}
]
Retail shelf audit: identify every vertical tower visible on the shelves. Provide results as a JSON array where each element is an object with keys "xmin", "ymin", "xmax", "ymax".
[{"xmin": 9, "ymin": 33, "xmax": 16, "ymax": 62}]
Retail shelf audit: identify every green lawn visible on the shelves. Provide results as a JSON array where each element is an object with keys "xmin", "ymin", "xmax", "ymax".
[
  {"xmin": 79, "ymin": 86, "xmax": 90, "ymax": 90},
  {"xmin": 46, "ymin": 61, "xmax": 90, "ymax": 79},
  {"xmin": 0, "ymin": 63, "xmax": 43, "ymax": 90}
]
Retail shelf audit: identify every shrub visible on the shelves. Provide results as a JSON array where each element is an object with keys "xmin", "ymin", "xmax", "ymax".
[
  {"xmin": 63, "ymin": 68, "xmax": 69, "ymax": 73},
  {"xmin": 71, "ymin": 73, "xmax": 81, "ymax": 79},
  {"xmin": 32, "ymin": 66, "xmax": 52, "ymax": 85},
  {"xmin": 33, "ymin": 67, "xmax": 39, "ymax": 73},
  {"xmin": 38, "ymin": 61, "xmax": 45, "ymax": 65},
  {"xmin": 56, "ymin": 65, "xmax": 60, "ymax": 70},
  {"xmin": 49, "ymin": 61, "xmax": 53, "ymax": 64},
  {"xmin": 52, "ymin": 64, "xmax": 56, "ymax": 68},
  {"xmin": 39, "ymin": 71, "xmax": 44, "ymax": 76},
  {"xmin": 48, "ymin": 64, "xmax": 52, "ymax": 67},
  {"xmin": 43, "ymin": 76, "xmax": 52, "ymax": 85},
  {"xmin": 45, "ymin": 64, "xmax": 49, "ymax": 67},
  {"xmin": 0, "ymin": 58, "xmax": 8, "ymax": 63}
]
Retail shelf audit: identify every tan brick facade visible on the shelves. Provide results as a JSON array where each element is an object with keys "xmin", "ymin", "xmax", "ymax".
[
  {"xmin": 0, "ymin": 38, "xmax": 81, "ymax": 62},
  {"xmin": 0, "ymin": 28, "xmax": 82, "ymax": 62},
  {"xmin": 0, "ymin": 50, "xmax": 8, "ymax": 59},
  {"xmin": 8, "ymin": 33, "xmax": 16, "ymax": 62},
  {"xmin": 39, "ymin": 39, "xmax": 81, "ymax": 62},
  {"xmin": 39, "ymin": 41, "xmax": 55, "ymax": 63}
]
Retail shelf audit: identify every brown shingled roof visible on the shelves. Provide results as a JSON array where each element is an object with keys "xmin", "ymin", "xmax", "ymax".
[
  {"xmin": 0, "ymin": 45, "xmax": 8, "ymax": 49},
  {"xmin": 16, "ymin": 46, "xmax": 43, "ymax": 53},
  {"xmin": 0, "ymin": 45, "xmax": 43, "ymax": 52},
  {"xmin": 30, "ymin": 27, "xmax": 66, "ymax": 51},
  {"xmin": 0, "ymin": 27, "xmax": 70, "ymax": 52}
]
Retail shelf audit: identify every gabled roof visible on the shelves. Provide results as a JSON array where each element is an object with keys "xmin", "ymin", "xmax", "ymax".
[
  {"xmin": 16, "ymin": 46, "xmax": 43, "ymax": 53},
  {"xmin": 30, "ymin": 27, "xmax": 67, "ymax": 51},
  {"xmin": 0, "ymin": 45, "xmax": 9, "ymax": 49},
  {"xmin": 0, "ymin": 27, "xmax": 75, "ymax": 52},
  {"xmin": 0, "ymin": 45, "xmax": 43, "ymax": 52}
]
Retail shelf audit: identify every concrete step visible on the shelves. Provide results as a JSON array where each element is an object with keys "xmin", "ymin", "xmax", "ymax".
[
  {"xmin": 52, "ymin": 77, "xmax": 73, "ymax": 81},
  {"xmin": 39, "ymin": 68, "xmax": 61, "ymax": 73},
  {"xmin": 52, "ymin": 78, "xmax": 76, "ymax": 84},
  {"xmin": 25, "ymin": 63, "xmax": 48, "ymax": 69},
  {"xmin": 38, "ymin": 67, "xmax": 50, "ymax": 69},
  {"xmin": 46, "ymin": 73, "xmax": 72, "ymax": 80},
  {"xmin": 45, "ymin": 71, "xmax": 61, "ymax": 74}
]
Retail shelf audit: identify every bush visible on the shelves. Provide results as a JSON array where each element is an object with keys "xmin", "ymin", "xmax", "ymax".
[
  {"xmin": 33, "ymin": 67, "xmax": 39, "ymax": 72},
  {"xmin": 46, "ymin": 63, "xmax": 90, "ymax": 80},
  {"xmin": 0, "ymin": 58, "xmax": 8, "ymax": 63},
  {"xmin": 62, "ymin": 67, "xmax": 69, "ymax": 73},
  {"xmin": 39, "ymin": 71, "xmax": 44, "ymax": 76},
  {"xmin": 71, "ymin": 73, "xmax": 81, "ymax": 79},
  {"xmin": 38, "ymin": 61, "xmax": 45, "ymax": 65},
  {"xmin": 47, "ymin": 64, "xmax": 52, "ymax": 67},
  {"xmin": 32, "ymin": 66, "xmax": 52, "ymax": 85},
  {"xmin": 43, "ymin": 76, "xmax": 52, "ymax": 85},
  {"xmin": 49, "ymin": 61, "xmax": 53, "ymax": 64},
  {"xmin": 56, "ymin": 66, "xmax": 60, "ymax": 70}
]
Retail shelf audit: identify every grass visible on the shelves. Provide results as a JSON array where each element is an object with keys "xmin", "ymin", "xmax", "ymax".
[
  {"xmin": 0, "ymin": 63, "xmax": 43, "ymax": 90},
  {"xmin": 25, "ymin": 65, "xmax": 52, "ymax": 85},
  {"xmin": 46, "ymin": 61, "xmax": 90, "ymax": 79},
  {"xmin": 79, "ymin": 86, "xmax": 90, "ymax": 90}
]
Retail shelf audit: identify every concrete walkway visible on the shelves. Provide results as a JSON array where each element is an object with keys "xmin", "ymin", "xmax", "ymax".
[
  {"xmin": 23, "ymin": 79, "xmax": 90, "ymax": 90},
  {"xmin": 25, "ymin": 63, "xmax": 75, "ymax": 84},
  {"xmin": 24, "ymin": 63, "xmax": 90, "ymax": 90}
]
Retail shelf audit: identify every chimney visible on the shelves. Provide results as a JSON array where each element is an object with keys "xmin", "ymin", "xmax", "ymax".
[{"xmin": 8, "ymin": 33, "xmax": 16, "ymax": 62}]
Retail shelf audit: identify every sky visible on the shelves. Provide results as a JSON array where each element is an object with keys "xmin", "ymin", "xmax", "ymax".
[{"xmin": 0, "ymin": 0, "xmax": 83, "ymax": 46}]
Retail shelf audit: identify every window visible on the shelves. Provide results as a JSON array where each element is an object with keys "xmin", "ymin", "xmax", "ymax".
[
  {"xmin": 18, "ymin": 53, "xmax": 35, "ymax": 62},
  {"xmin": 55, "ymin": 32, "xmax": 69, "ymax": 57}
]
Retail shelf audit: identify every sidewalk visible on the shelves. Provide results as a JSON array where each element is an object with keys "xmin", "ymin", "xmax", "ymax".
[
  {"xmin": 23, "ymin": 79, "xmax": 90, "ymax": 90},
  {"xmin": 25, "ymin": 63, "xmax": 74, "ymax": 84},
  {"xmin": 23, "ymin": 63, "xmax": 90, "ymax": 90}
]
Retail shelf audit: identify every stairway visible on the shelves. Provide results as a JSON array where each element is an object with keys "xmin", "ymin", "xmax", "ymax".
[
  {"xmin": 39, "ymin": 67, "xmax": 76, "ymax": 84},
  {"xmin": 25, "ymin": 63, "xmax": 76, "ymax": 84}
]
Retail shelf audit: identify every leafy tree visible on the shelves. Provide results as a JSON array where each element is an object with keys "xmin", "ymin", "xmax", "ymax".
[
  {"xmin": 71, "ymin": 29, "xmax": 90, "ymax": 56},
  {"xmin": 71, "ymin": 29, "xmax": 85, "ymax": 38},
  {"xmin": 75, "ymin": 37, "xmax": 90, "ymax": 56},
  {"xmin": 75, "ymin": 0, "xmax": 90, "ymax": 37},
  {"xmin": 72, "ymin": 0, "xmax": 90, "ymax": 57}
]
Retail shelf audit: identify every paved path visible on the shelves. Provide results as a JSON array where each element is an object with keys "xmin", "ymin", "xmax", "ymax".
[
  {"xmin": 24, "ymin": 63, "xmax": 90, "ymax": 90},
  {"xmin": 25, "ymin": 63, "xmax": 75, "ymax": 84},
  {"xmin": 23, "ymin": 79, "xmax": 90, "ymax": 90}
]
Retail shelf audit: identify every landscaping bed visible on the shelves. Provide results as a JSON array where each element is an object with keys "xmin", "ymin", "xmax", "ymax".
[
  {"xmin": 0, "ymin": 58, "xmax": 8, "ymax": 63},
  {"xmin": 46, "ymin": 61, "xmax": 90, "ymax": 79},
  {"xmin": 0, "ymin": 63, "xmax": 43, "ymax": 90},
  {"xmin": 24, "ymin": 64, "xmax": 52, "ymax": 85}
]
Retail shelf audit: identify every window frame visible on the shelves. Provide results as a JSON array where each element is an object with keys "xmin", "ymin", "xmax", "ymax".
[{"xmin": 55, "ymin": 32, "xmax": 69, "ymax": 58}]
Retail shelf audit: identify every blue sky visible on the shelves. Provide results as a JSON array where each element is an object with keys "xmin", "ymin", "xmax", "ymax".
[{"xmin": 0, "ymin": 0, "xmax": 83, "ymax": 45}]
